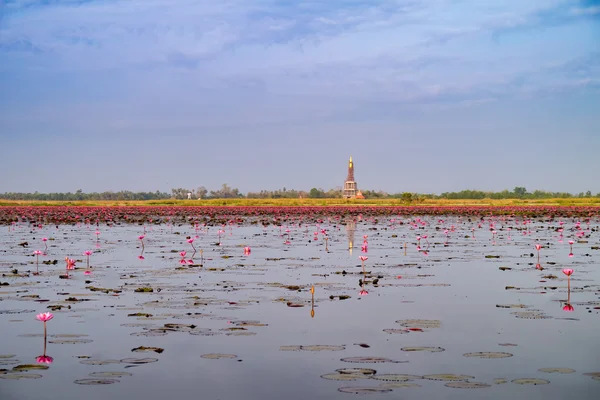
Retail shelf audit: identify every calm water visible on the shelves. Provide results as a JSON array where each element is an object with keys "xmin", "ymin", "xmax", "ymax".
[{"xmin": 1, "ymin": 217, "xmax": 599, "ymax": 399}]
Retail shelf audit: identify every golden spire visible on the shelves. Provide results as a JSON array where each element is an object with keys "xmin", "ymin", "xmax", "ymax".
[{"xmin": 349, "ymin": 156, "xmax": 353, "ymax": 168}]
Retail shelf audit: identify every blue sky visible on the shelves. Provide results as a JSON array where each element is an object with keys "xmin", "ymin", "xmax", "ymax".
[{"xmin": 1, "ymin": 0, "xmax": 599, "ymax": 194}]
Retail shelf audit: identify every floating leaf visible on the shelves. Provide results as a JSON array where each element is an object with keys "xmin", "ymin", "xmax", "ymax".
[
  {"xmin": 424, "ymin": 374, "xmax": 475, "ymax": 381},
  {"xmin": 383, "ymin": 329, "xmax": 410, "ymax": 335},
  {"xmin": 402, "ymin": 346, "xmax": 444, "ymax": 352},
  {"xmin": 74, "ymin": 378, "xmax": 120, "ymax": 385},
  {"xmin": 48, "ymin": 339, "xmax": 93, "ymax": 344},
  {"xmin": 372, "ymin": 374, "xmax": 421, "ymax": 382},
  {"xmin": 396, "ymin": 319, "xmax": 441, "ymax": 328},
  {"xmin": 132, "ymin": 346, "xmax": 164, "ymax": 354},
  {"xmin": 337, "ymin": 387, "xmax": 392, "ymax": 394},
  {"xmin": 12, "ymin": 364, "xmax": 49, "ymax": 371},
  {"xmin": 445, "ymin": 382, "xmax": 491, "ymax": 389},
  {"xmin": 511, "ymin": 378, "xmax": 550, "ymax": 385},
  {"xmin": 120, "ymin": 358, "xmax": 158, "ymax": 364},
  {"xmin": 321, "ymin": 373, "xmax": 371, "ymax": 381},
  {"xmin": 378, "ymin": 382, "xmax": 420, "ymax": 389},
  {"xmin": 200, "ymin": 354, "xmax": 237, "ymax": 359},
  {"xmin": 336, "ymin": 368, "xmax": 377, "ymax": 376},
  {"xmin": 341, "ymin": 357, "xmax": 405, "ymax": 364},
  {"xmin": 79, "ymin": 359, "xmax": 120, "ymax": 365},
  {"xmin": 494, "ymin": 379, "xmax": 508, "ymax": 384},
  {"xmin": 0, "ymin": 373, "xmax": 43, "ymax": 380},
  {"xmin": 300, "ymin": 345, "xmax": 345, "ymax": 351},
  {"xmin": 89, "ymin": 371, "xmax": 132, "ymax": 378},
  {"xmin": 463, "ymin": 352, "xmax": 513, "ymax": 359},
  {"xmin": 538, "ymin": 368, "xmax": 575, "ymax": 374}
]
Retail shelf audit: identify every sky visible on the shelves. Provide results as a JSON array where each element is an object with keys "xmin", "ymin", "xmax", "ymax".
[{"xmin": 0, "ymin": 0, "xmax": 599, "ymax": 195}]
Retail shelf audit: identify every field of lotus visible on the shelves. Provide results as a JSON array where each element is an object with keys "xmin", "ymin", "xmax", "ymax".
[{"xmin": 0, "ymin": 206, "xmax": 599, "ymax": 400}]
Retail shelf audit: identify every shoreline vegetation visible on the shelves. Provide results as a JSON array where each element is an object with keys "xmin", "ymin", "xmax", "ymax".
[{"xmin": 1, "ymin": 198, "xmax": 600, "ymax": 207}]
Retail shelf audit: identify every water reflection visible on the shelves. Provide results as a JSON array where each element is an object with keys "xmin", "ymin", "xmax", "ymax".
[
  {"xmin": 36, "ymin": 335, "xmax": 53, "ymax": 365},
  {"xmin": 345, "ymin": 219, "xmax": 356, "ymax": 255}
]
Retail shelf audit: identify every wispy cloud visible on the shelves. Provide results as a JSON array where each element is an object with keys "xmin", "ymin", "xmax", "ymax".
[{"xmin": 0, "ymin": 0, "xmax": 598, "ymax": 129}]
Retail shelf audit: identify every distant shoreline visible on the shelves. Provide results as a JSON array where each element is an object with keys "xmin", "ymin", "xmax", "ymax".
[{"xmin": 1, "ymin": 198, "xmax": 599, "ymax": 208}]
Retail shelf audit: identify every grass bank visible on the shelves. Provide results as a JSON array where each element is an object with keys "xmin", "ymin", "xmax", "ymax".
[{"xmin": 1, "ymin": 198, "xmax": 599, "ymax": 207}]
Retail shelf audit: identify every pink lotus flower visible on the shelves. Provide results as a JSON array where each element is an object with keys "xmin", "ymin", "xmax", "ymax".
[
  {"xmin": 34, "ymin": 250, "xmax": 43, "ymax": 256},
  {"xmin": 180, "ymin": 251, "xmax": 187, "ymax": 258},
  {"xmin": 138, "ymin": 255, "xmax": 145, "ymax": 260},
  {"xmin": 562, "ymin": 304, "xmax": 574, "ymax": 312},
  {"xmin": 139, "ymin": 235, "xmax": 145, "ymax": 240},
  {"xmin": 535, "ymin": 244, "xmax": 542, "ymax": 251},
  {"xmin": 568, "ymin": 240, "xmax": 574, "ymax": 245},
  {"xmin": 359, "ymin": 256, "xmax": 368, "ymax": 262},
  {"xmin": 65, "ymin": 257, "xmax": 76, "ymax": 270},
  {"xmin": 562, "ymin": 268, "xmax": 573, "ymax": 276},
  {"xmin": 359, "ymin": 290, "xmax": 369, "ymax": 296},
  {"xmin": 84, "ymin": 270, "xmax": 92, "ymax": 275},
  {"xmin": 244, "ymin": 247, "xmax": 251, "ymax": 255},
  {"xmin": 36, "ymin": 355, "xmax": 54, "ymax": 364},
  {"xmin": 84, "ymin": 250, "xmax": 92, "ymax": 256},
  {"xmin": 36, "ymin": 312, "xmax": 54, "ymax": 322},
  {"xmin": 187, "ymin": 238, "xmax": 194, "ymax": 243},
  {"xmin": 42, "ymin": 238, "xmax": 48, "ymax": 242}
]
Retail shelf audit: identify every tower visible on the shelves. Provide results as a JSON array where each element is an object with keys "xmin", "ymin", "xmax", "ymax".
[{"xmin": 343, "ymin": 157, "xmax": 358, "ymax": 198}]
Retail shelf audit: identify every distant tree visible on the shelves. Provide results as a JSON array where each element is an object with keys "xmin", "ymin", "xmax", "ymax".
[
  {"xmin": 309, "ymin": 188, "xmax": 323, "ymax": 198},
  {"xmin": 513, "ymin": 187, "xmax": 528, "ymax": 198}
]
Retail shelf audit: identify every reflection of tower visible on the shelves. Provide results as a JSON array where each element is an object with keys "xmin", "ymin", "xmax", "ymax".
[
  {"xmin": 346, "ymin": 219, "xmax": 356, "ymax": 255},
  {"xmin": 343, "ymin": 157, "xmax": 359, "ymax": 198}
]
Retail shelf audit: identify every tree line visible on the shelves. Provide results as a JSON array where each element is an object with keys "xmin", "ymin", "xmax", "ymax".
[{"xmin": 0, "ymin": 186, "xmax": 597, "ymax": 201}]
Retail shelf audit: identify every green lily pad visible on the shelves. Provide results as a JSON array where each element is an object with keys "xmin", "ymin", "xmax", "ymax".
[
  {"xmin": 12, "ymin": 364, "xmax": 49, "ymax": 371},
  {"xmin": 445, "ymin": 382, "xmax": 491, "ymax": 389},
  {"xmin": 424, "ymin": 374, "xmax": 475, "ymax": 381},
  {"xmin": 74, "ymin": 378, "xmax": 120, "ymax": 385},
  {"xmin": 120, "ymin": 358, "xmax": 158, "ymax": 364},
  {"xmin": 341, "ymin": 357, "xmax": 405, "ymax": 364},
  {"xmin": 89, "ymin": 371, "xmax": 132, "ymax": 378},
  {"xmin": 463, "ymin": 352, "xmax": 513, "ymax": 359},
  {"xmin": 396, "ymin": 319, "xmax": 441, "ymax": 328},
  {"xmin": 321, "ymin": 373, "xmax": 371, "ymax": 381},
  {"xmin": 338, "ymin": 387, "xmax": 392, "ymax": 394},
  {"xmin": 512, "ymin": 378, "xmax": 550, "ymax": 385},
  {"xmin": 402, "ymin": 346, "xmax": 444, "ymax": 352},
  {"xmin": 538, "ymin": 368, "xmax": 575, "ymax": 374},
  {"xmin": 200, "ymin": 354, "xmax": 237, "ymax": 359},
  {"xmin": 336, "ymin": 368, "xmax": 377, "ymax": 376},
  {"xmin": 0, "ymin": 373, "xmax": 43, "ymax": 380}
]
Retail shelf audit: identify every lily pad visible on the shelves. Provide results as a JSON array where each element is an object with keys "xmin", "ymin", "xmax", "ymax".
[
  {"xmin": 383, "ymin": 329, "xmax": 410, "ymax": 334},
  {"xmin": 321, "ymin": 373, "xmax": 371, "ymax": 381},
  {"xmin": 424, "ymin": 374, "xmax": 475, "ymax": 381},
  {"xmin": 132, "ymin": 346, "xmax": 164, "ymax": 354},
  {"xmin": 511, "ymin": 378, "xmax": 550, "ymax": 385},
  {"xmin": 0, "ymin": 373, "xmax": 43, "ymax": 380},
  {"xmin": 48, "ymin": 339, "xmax": 93, "ymax": 345},
  {"xmin": 336, "ymin": 368, "xmax": 377, "ymax": 376},
  {"xmin": 463, "ymin": 352, "xmax": 513, "ymax": 359},
  {"xmin": 378, "ymin": 382, "xmax": 421, "ymax": 389},
  {"xmin": 279, "ymin": 345, "xmax": 302, "ymax": 351},
  {"xmin": 445, "ymin": 382, "xmax": 491, "ymax": 389},
  {"xmin": 337, "ymin": 387, "xmax": 392, "ymax": 394},
  {"xmin": 538, "ymin": 368, "xmax": 575, "ymax": 374},
  {"xmin": 300, "ymin": 345, "xmax": 345, "ymax": 351},
  {"xmin": 372, "ymin": 374, "xmax": 421, "ymax": 382},
  {"xmin": 396, "ymin": 319, "xmax": 441, "ymax": 328},
  {"xmin": 341, "ymin": 357, "xmax": 405, "ymax": 364},
  {"xmin": 120, "ymin": 357, "xmax": 158, "ymax": 364},
  {"xmin": 12, "ymin": 364, "xmax": 49, "ymax": 371},
  {"xmin": 74, "ymin": 378, "xmax": 120, "ymax": 385},
  {"xmin": 200, "ymin": 354, "xmax": 237, "ymax": 359},
  {"xmin": 89, "ymin": 371, "xmax": 133, "ymax": 378},
  {"xmin": 402, "ymin": 346, "xmax": 444, "ymax": 352},
  {"xmin": 79, "ymin": 359, "xmax": 121, "ymax": 365}
]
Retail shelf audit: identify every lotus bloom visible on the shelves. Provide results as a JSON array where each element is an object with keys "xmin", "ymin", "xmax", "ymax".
[
  {"xmin": 359, "ymin": 255, "xmax": 368, "ymax": 273},
  {"xmin": 243, "ymin": 247, "xmax": 251, "ymax": 255},
  {"xmin": 359, "ymin": 289, "xmax": 369, "ymax": 296},
  {"xmin": 562, "ymin": 304, "xmax": 574, "ymax": 312},
  {"xmin": 42, "ymin": 237, "xmax": 48, "ymax": 251},
  {"xmin": 84, "ymin": 270, "xmax": 92, "ymax": 276},
  {"xmin": 562, "ymin": 268, "xmax": 573, "ymax": 276},
  {"xmin": 36, "ymin": 355, "xmax": 54, "ymax": 364},
  {"xmin": 36, "ymin": 312, "xmax": 54, "ymax": 322},
  {"xmin": 65, "ymin": 257, "xmax": 76, "ymax": 270},
  {"xmin": 139, "ymin": 235, "xmax": 145, "ymax": 240},
  {"xmin": 180, "ymin": 251, "xmax": 187, "ymax": 258}
]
